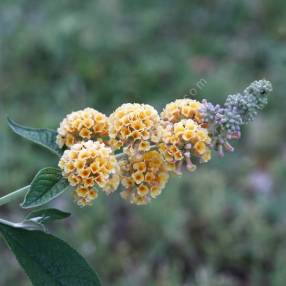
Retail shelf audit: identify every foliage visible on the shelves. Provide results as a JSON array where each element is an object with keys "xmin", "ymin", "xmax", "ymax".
[
  {"xmin": 0, "ymin": 220, "xmax": 101, "ymax": 286},
  {"xmin": 22, "ymin": 167, "xmax": 70, "ymax": 208},
  {"xmin": 25, "ymin": 208, "xmax": 71, "ymax": 224},
  {"xmin": 0, "ymin": 0, "xmax": 285, "ymax": 285}
]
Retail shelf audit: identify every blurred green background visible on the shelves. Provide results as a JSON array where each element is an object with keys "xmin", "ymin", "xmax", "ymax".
[{"xmin": 0, "ymin": 1, "xmax": 286, "ymax": 285}]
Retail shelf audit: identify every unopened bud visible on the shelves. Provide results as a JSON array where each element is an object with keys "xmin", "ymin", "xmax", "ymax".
[
  {"xmin": 224, "ymin": 142, "xmax": 234, "ymax": 152},
  {"xmin": 218, "ymin": 145, "xmax": 224, "ymax": 157},
  {"xmin": 174, "ymin": 161, "xmax": 183, "ymax": 176}
]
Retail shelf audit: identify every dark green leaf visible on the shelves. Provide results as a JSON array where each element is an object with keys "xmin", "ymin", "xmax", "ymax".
[
  {"xmin": 25, "ymin": 208, "xmax": 71, "ymax": 224},
  {"xmin": 22, "ymin": 167, "xmax": 70, "ymax": 209},
  {"xmin": 0, "ymin": 221, "xmax": 101, "ymax": 286},
  {"xmin": 7, "ymin": 117, "xmax": 62, "ymax": 156}
]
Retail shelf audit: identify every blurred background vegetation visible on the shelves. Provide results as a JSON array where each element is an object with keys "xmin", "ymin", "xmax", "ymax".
[{"xmin": 0, "ymin": 0, "xmax": 286, "ymax": 285}]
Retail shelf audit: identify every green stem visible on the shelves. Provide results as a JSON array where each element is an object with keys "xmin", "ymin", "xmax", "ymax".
[
  {"xmin": 0, "ymin": 185, "xmax": 30, "ymax": 207},
  {"xmin": 114, "ymin": 145, "xmax": 157, "ymax": 160},
  {"xmin": 115, "ymin": 152, "xmax": 126, "ymax": 159}
]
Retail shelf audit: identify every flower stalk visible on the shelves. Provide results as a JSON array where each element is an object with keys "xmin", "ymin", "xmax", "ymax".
[
  {"xmin": 3, "ymin": 79, "xmax": 272, "ymax": 208},
  {"xmin": 0, "ymin": 185, "xmax": 30, "ymax": 207}
]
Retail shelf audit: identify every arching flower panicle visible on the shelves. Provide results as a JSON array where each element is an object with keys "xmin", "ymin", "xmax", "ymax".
[
  {"xmin": 120, "ymin": 150, "xmax": 169, "ymax": 205},
  {"xmin": 56, "ymin": 108, "xmax": 109, "ymax": 149},
  {"xmin": 109, "ymin": 103, "xmax": 161, "ymax": 155},
  {"xmin": 59, "ymin": 140, "xmax": 119, "ymax": 207}
]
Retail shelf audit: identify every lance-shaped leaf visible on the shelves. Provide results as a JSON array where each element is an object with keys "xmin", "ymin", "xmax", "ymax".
[
  {"xmin": 25, "ymin": 208, "xmax": 71, "ymax": 224},
  {"xmin": 7, "ymin": 117, "xmax": 62, "ymax": 156},
  {"xmin": 22, "ymin": 167, "xmax": 70, "ymax": 209},
  {"xmin": 0, "ymin": 220, "xmax": 101, "ymax": 286}
]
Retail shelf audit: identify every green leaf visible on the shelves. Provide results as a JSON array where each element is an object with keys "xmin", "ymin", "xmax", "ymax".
[
  {"xmin": 7, "ymin": 117, "xmax": 62, "ymax": 156},
  {"xmin": 22, "ymin": 167, "xmax": 70, "ymax": 209},
  {"xmin": 25, "ymin": 208, "xmax": 71, "ymax": 224},
  {"xmin": 0, "ymin": 221, "xmax": 101, "ymax": 286}
]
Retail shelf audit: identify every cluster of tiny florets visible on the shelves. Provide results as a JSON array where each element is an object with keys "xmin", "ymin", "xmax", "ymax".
[
  {"xmin": 159, "ymin": 119, "xmax": 212, "ymax": 173},
  {"xmin": 119, "ymin": 151, "xmax": 169, "ymax": 205},
  {"xmin": 161, "ymin": 99, "xmax": 203, "ymax": 125},
  {"xmin": 200, "ymin": 79, "xmax": 272, "ymax": 156},
  {"xmin": 56, "ymin": 108, "xmax": 109, "ymax": 148},
  {"xmin": 55, "ymin": 80, "xmax": 271, "ymax": 207},
  {"xmin": 59, "ymin": 141, "xmax": 119, "ymax": 206},
  {"xmin": 109, "ymin": 103, "xmax": 161, "ymax": 155}
]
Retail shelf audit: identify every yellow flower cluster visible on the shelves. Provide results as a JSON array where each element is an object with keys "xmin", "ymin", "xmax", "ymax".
[
  {"xmin": 159, "ymin": 119, "xmax": 211, "ymax": 173},
  {"xmin": 120, "ymin": 151, "xmax": 169, "ymax": 205},
  {"xmin": 56, "ymin": 100, "xmax": 213, "ymax": 207},
  {"xmin": 109, "ymin": 103, "xmax": 161, "ymax": 155},
  {"xmin": 161, "ymin": 99, "xmax": 203, "ymax": 125},
  {"xmin": 58, "ymin": 140, "xmax": 119, "ymax": 206},
  {"xmin": 56, "ymin": 108, "xmax": 109, "ymax": 148},
  {"xmin": 51, "ymin": 80, "xmax": 271, "ymax": 207}
]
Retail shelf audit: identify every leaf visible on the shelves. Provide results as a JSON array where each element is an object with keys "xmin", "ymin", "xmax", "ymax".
[
  {"xmin": 22, "ymin": 167, "xmax": 70, "ymax": 209},
  {"xmin": 25, "ymin": 208, "xmax": 71, "ymax": 224},
  {"xmin": 0, "ymin": 221, "xmax": 101, "ymax": 286},
  {"xmin": 7, "ymin": 117, "xmax": 62, "ymax": 156}
]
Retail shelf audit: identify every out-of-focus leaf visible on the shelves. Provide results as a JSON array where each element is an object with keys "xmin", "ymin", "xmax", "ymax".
[
  {"xmin": 7, "ymin": 117, "xmax": 62, "ymax": 156},
  {"xmin": 22, "ymin": 167, "xmax": 70, "ymax": 209},
  {"xmin": 0, "ymin": 220, "xmax": 101, "ymax": 286},
  {"xmin": 25, "ymin": 208, "xmax": 71, "ymax": 224}
]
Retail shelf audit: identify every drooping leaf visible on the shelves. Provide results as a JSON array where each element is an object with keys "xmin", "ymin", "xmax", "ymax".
[
  {"xmin": 22, "ymin": 167, "xmax": 71, "ymax": 209},
  {"xmin": 25, "ymin": 208, "xmax": 71, "ymax": 224},
  {"xmin": 7, "ymin": 117, "xmax": 62, "ymax": 156},
  {"xmin": 0, "ymin": 220, "xmax": 101, "ymax": 286}
]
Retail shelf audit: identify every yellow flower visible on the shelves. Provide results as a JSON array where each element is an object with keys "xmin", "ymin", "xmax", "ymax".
[
  {"xmin": 56, "ymin": 108, "xmax": 109, "ymax": 148},
  {"xmin": 193, "ymin": 141, "xmax": 206, "ymax": 155},
  {"xmin": 75, "ymin": 160, "xmax": 85, "ymax": 170},
  {"xmin": 161, "ymin": 99, "xmax": 203, "ymax": 124},
  {"xmin": 201, "ymin": 149, "xmax": 212, "ymax": 162},
  {"xmin": 74, "ymin": 187, "xmax": 98, "ymax": 207},
  {"xmin": 182, "ymin": 129, "xmax": 195, "ymax": 141},
  {"xmin": 119, "ymin": 150, "xmax": 169, "ymax": 205},
  {"xmin": 103, "ymin": 172, "xmax": 120, "ymax": 195},
  {"xmin": 137, "ymin": 184, "xmax": 149, "ymax": 196},
  {"xmin": 79, "ymin": 128, "xmax": 92, "ymax": 139},
  {"xmin": 132, "ymin": 171, "xmax": 145, "ymax": 185},
  {"xmin": 109, "ymin": 103, "xmax": 161, "ymax": 155},
  {"xmin": 133, "ymin": 162, "xmax": 147, "ymax": 172},
  {"xmin": 138, "ymin": 141, "xmax": 150, "ymax": 152},
  {"xmin": 59, "ymin": 140, "xmax": 119, "ymax": 206},
  {"xmin": 159, "ymin": 119, "xmax": 212, "ymax": 173}
]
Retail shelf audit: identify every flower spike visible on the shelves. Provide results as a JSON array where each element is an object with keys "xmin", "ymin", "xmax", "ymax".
[{"xmin": 200, "ymin": 80, "xmax": 272, "ymax": 156}]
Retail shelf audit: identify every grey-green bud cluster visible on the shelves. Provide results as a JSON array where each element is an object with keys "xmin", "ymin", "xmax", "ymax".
[{"xmin": 201, "ymin": 80, "xmax": 273, "ymax": 156}]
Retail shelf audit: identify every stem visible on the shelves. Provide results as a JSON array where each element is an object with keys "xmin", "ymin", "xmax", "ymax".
[
  {"xmin": 0, "ymin": 218, "xmax": 45, "ymax": 231},
  {"xmin": 0, "ymin": 185, "xmax": 30, "ymax": 207},
  {"xmin": 114, "ymin": 145, "xmax": 157, "ymax": 160},
  {"xmin": 0, "ymin": 218, "xmax": 19, "ymax": 227},
  {"xmin": 115, "ymin": 152, "xmax": 126, "ymax": 159}
]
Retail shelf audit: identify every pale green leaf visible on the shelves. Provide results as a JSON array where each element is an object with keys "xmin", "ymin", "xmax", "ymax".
[
  {"xmin": 8, "ymin": 117, "xmax": 62, "ymax": 156},
  {"xmin": 22, "ymin": 167, "xmax": 70, "ymax": 209}
]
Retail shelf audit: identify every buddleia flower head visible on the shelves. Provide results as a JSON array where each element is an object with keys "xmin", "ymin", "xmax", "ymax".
[
  {"xmin": 109, "ymin": 103, "xmax": 161, "ymax": 155},
  {"xmin": 56, "ymin": 108, "xmax": 109, "ymax": 148},
  {"xmin": 58, "ymin": 140, "xmax": 119, "ymax": 206},
  {"xmin": 161, "ymin": 99, "xmax": 203, "ymax": 125},
  {"xmin": 120, "ymin": 150, "xmax": 169, "ymax": 205},
  {"xmin": 159, "ymin": 119, "xmax": 211, "ymax": 173}
]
